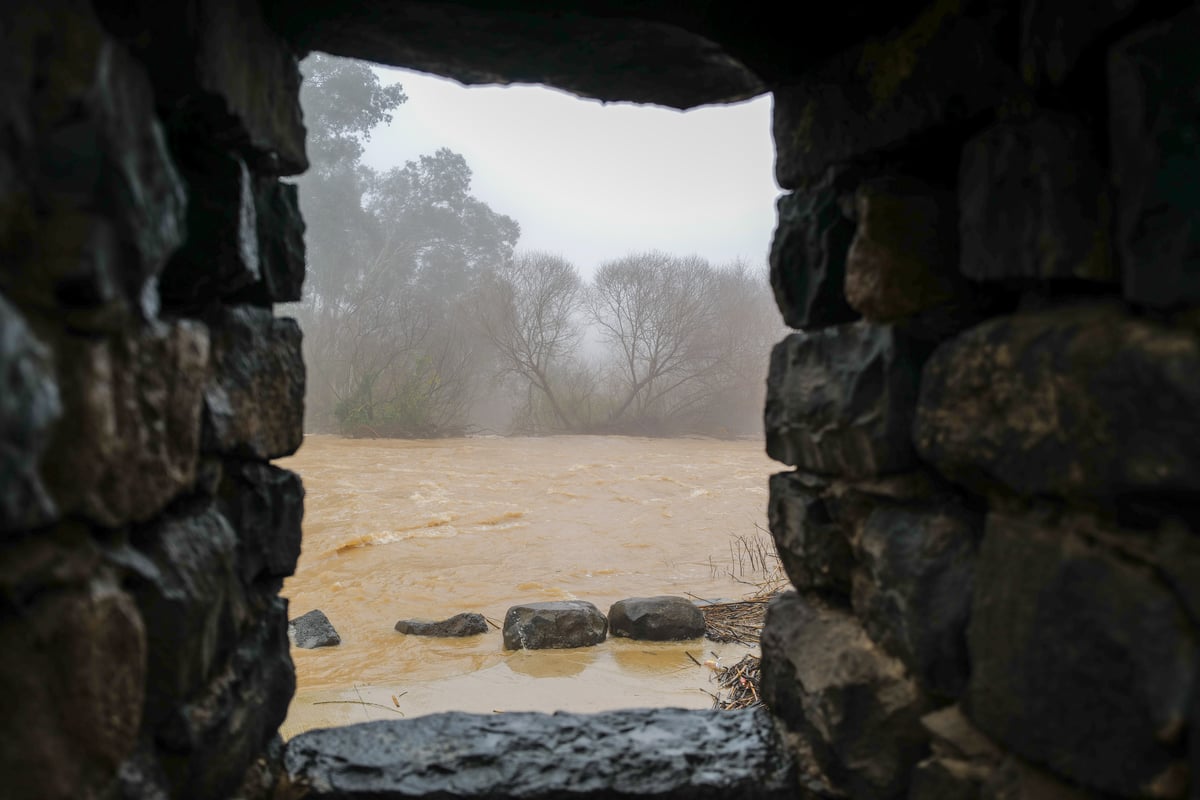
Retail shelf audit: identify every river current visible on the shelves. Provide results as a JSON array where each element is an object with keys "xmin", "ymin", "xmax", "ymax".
[{"xmin": 279, "ymin": 434, "xmax": 779, "ymax": 736}]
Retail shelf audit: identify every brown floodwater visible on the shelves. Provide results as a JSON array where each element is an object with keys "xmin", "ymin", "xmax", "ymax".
[{"xmin": 278, "ymin": 434, "xmax": 779, "ymax": 737}]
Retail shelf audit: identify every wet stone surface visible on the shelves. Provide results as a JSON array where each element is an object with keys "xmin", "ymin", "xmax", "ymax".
[
  {"xmin": 394, "ymin": 612, "xmax": 489, "ymax": 638},
  {"xmin": 284, "ymin": 707, "xmax": 796, "ymax": 799},
  {"xmin": 503, "ymin": 600, "xmax": 608, "ymax": 650},
  {"xmin": 607, "ymin": 596, "xmax": 705, "ymax": 641},
  {"xmin": 289, "ymin": 609, "xmax": 341, "ymax": 649}
]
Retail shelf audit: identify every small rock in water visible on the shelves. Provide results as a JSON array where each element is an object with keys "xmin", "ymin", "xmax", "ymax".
[
  {"xmin": 288, "ymin": 609, "xmax": 341, "ymax": 649},
  {"xmin": 502, "ymin": 601, "xmax": 607, "ymax": 650},
  {"xmin": 609, "ymin": 596, "xmax": 706, "ymax": 641},
  {"xmin": 394, "ymin": 612, "xmax": 489, "ymax": 637}
]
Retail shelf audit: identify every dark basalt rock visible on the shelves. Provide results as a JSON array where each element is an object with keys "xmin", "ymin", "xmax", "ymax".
[
  {"xmin": 2, "ymin": 0, "xmax": 187, "ymax": 324},
  {"xmin": 959, "ymin": 115, "xmax": 1114, "ymax": 284},
  {"xmin": 909, "ymin": 705, "xmax": 1003, "ymax": 800},
  {"xmin": 909, "ymin": 706, "xmax": 1093, "ymax": 800},
  {"xmin": 232, "ymin": 177, "xmax": 306, "ymax": 305},
  {"xmin": 852, "ymin": 501, "xmax": 982, "ymax": 699},
  {"xmin": 288, "ymin": 609, "xmax": 341, "ymax": 649},
  {"xmin": 502, "ymin": 600, "xmax": 607, "ymax": 650},
  {"xmin": 158, "ymin": 597, "xmax": 294, "ymax": 800},
  {"xmin": 913, "ymin": 302, "xmax": 1200, "ymax": 506},
  {"xmin": 96, "ymin": 0, "xmax": 308, "ymax": 175},
  {"xmin": 768, "ymin": 471, "xmax": 854, "ymax": 596},
  {"xmin": 1111, "ymin": 6, "xmax": 1200, "ymax": 308},
  {"xmin": 1020, "ymin": 0, "xmax": 1142, "ymax": 88},
  {"xmin": 202, "ymin": 305, "xmax": 304, "ymax": 461},
  {"xmin": 765, "ymin": 323, "xmax": 926, "ymax": 479},
  {"xmin": 125, "ymin": 503, "xmax": 241, "ymax": 729},
  {"xmin": 268, "ymin": 4, "xmax": 766, "ymax": 112},
  {"xmin": 773, "ymin": 7, "xmax": 1017, "ymax": 188},
  {"xmin": 769, "ymin": 178, "xmax": 859, "ymax": 330},
  {"xmin": 283, "ymin": 707, "xmax": 796, "ymax": 799},
  {"xmin": 218, "ymin": 460, "xmax": 304, "ymax": 586},
  {"xmin": 0, "ymin": 296, "xmax": 61, "ymax": 532},
  {"xmin": 42, "ymin": 321, "xmax": 210, "ymax": 528},
  {"xmin": 761, "ymin": 591, "xmax": 932, "ymax": 800},
  {"xmin": 607, "ymin": 596, "xmax": 705, "ymax": 641},
  {"xmin": 845, "ymin": 176, "xmax": 969, "ymax": 330},
  {"xmin": 0, "ymin": 530, "xmax": 145, "ymax": 797},
  {"xmin": 159, "ymin": 146, "xmax": 260, "ymax": 307},
  {"xmin": 0, "ymin": 566, "xmax": 145, "ymax": 800},
  {"xmin": 394, "ymin": 612, "xmax": 488, "ymax": 638},
  {"xmin": 964, "ymin": 512, "xmax": 1196, "ymax": 797}
]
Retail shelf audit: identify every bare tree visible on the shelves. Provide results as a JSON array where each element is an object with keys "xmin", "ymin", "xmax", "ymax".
[
  {"xmin": 475, "ymin": 251, "xmax": 585, "ymax": 430},
  {"xmin": 587, "ymin": 251, "xmax": 720, "ymax": 428}
]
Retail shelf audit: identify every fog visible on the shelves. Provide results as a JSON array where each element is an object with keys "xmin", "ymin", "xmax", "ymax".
[{"xmin": 290, "ymin": 54, "xmax": 785, "ymax": 438}]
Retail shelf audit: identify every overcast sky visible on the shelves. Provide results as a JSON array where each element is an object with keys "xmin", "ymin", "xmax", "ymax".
[{"xmin": 361, "ymin": 68, "xmax": 780, "ymax": 279}]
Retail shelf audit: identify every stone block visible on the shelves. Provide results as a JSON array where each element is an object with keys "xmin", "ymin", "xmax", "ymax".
[
  {"xmin": 959, "ymin": 115, "xmax": 1114, "ymax": 283},
  {"xmin": 43, "ymin": 320, "xmax": 209, "ymax": 527},
  {"xmin": 765, "ymin": 323, "xmax": 926, "ymax": 479},
  {"xmin": 283, "ymin": 708, "xmax": 795, "ymax": 799},
  {"xmin": 233, "ymin": 177, "xmax": 306, "ymax": 305},
  {"xmin": 914, "ymin": 302, "xmax": 1200, "ymax": 504},
  {"xmin": 607, "ymin": 596, "xmax": 705, "ymax": 641},
  {"xmin": 0, "ymin": 567, "xmax": 145, "ymax": 800},
  {"xmin": 769, "ymin": 178, "xmax": 858, "ymax": 330},
  {"xmin": 502, "ymin": 600, "xmax": 607, "ymax": 650},
  {"xmin": 159, "ymin": 146, "xmax": 260, "ymax": 306},
  {"xmin": 910, "ymin": 706, "xmax": 1100, "ymax": 800},
  {"xmin": 125, "ymin": 503, "xmax": 241, "ymax": 731},
  {"xmin": 289, "ymin": 609, "xmax": 341, "ymax": 649},
  {"xmin": 97, "ymin": 0, "xmax": 307, "ymax": 175},
  {"xmin": 853, "ymin": 502, "xmax": 982, "ymax": 699},
  {"xmin": 1, "ymin": 0, "xmax": 186, "ymax": 314},
  {"xmin": 761, "ymin": 591, "xmax": 932, "ymax": 800},
  {"xmin": 394, "ymin": 612, "xmax": 488, "ymax": 638},
  {"xmin": 845, "ymin": 176, "xmax": 969, "ymax": 328},
  {"xmin": 980, "ymin": 757, "xmax": 1104, "ymax": 800},
  {"xmin": 767, "ymin": 471, "xmax": 854, "ymax": 595},
  {"xmin": 773, "ymin": 5, "xmax": 1017, "ymax": 188},
  {"xmin": 158, "ymin": 597, "xmax": 294, "ymax": 800},
  {"xmin": 1110, "ymin": 6, "xmax": 1200, "ymax": 308},
  {"xmin": 965, "ymin": 512, "xmax": 1195, "ymax": 797},
  {"xmin": 218, "ymin": 460, "xmax": 304, "ymax": 585},
  {"xmin": 909, "ymin": 705, "xmax": 1002, "ymax": 800},
  {"xmin": 0, "ymin": 295, "xmax": 61, "ymax": 531},
  {"xmin": 202, "ymin": 306, "xmax": 304, "ymax": 460},
  {"xmin": 1020, "ymin": 0, "xmax": 1140, "ymax": 87}
]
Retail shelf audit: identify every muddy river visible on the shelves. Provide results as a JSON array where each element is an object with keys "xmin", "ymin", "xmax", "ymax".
[{"xmin": 278, "ymin": 435, "xmax": 779, "ymax": 736}]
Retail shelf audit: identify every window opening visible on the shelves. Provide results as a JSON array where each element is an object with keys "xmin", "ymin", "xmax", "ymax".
[{"xmin": 279, "ymin": 56, "xmax": 786, "ymax": 736}]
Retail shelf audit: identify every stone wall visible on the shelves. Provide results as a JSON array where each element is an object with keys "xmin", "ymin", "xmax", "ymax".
[
  {"xmin": 0, "ymin": 1, "xmax": 306, "ymax": 797},
  {"xmin": 761, "ymin": 2, "xmax": 1200, "ymax": 798},
  {"xmin": 1, "ymin": 1, "xmax": 1197, "ymax": 798}
]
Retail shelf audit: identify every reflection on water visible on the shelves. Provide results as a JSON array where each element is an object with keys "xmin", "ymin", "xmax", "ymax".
[
  {"xmin": 278, "ymin": 434, "xmax": 776, "ymax": 736},
  {"xmin": 505, "ymin": 648, "xmax": 596, "ymax": 679}
]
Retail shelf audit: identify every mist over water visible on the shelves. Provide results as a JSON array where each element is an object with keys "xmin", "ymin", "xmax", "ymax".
[{"xmin": 279, "ymin": 435, "xmax": 778, "ymax": 736}]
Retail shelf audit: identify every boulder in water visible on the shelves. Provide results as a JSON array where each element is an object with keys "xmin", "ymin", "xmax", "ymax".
[
  {"xmin": 394, "ymin": 612, "xmax": 489, "ymax": 637},
  {"xmin": 288, "ymin": 609, "xmax": 340, "ymax": 649},
  {"xmin": 609, "ymin": 596, "xmax": 706, "ymax": 641},
  {"xmin": 502, "ymin": 601, "xmax": 607, "ymax": 650}
]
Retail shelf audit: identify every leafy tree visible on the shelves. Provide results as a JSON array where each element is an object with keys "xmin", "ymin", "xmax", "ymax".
[{"xmin": 293, "ymin": 54, "xmax": 519, "ymax": 435}]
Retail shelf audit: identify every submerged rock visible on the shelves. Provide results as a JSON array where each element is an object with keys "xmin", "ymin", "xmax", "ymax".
[
  {"xmin": 502, "ymin": 601, "xmax": 606, "ymax": 650},
  {"xmin": 608, "ymin": 596, "xmax": 705, "ymax": 641},
  {"xmin": 288, "ymin": 609, "xmax": 340, "ymax": 649},
  {"xmin": 394, "ymin": 613, "xmax": 488, "ymax": 638}
]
